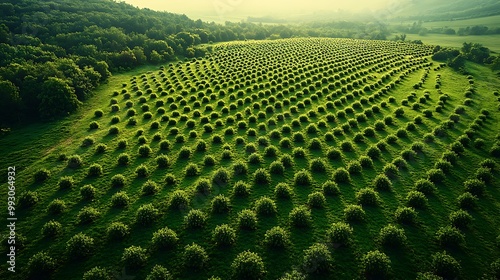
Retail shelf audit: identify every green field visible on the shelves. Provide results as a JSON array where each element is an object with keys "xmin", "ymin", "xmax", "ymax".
[
  {"xmin": 398, "ymin": 15, "xmax": 500, "ymax": 30},
  {"xmin": 1, "ymin": 38, "xmax": 500, "ymax": 280},
  {"xmin": 405, "ymin": 33, "xmax": 500, "ymax": 53}
]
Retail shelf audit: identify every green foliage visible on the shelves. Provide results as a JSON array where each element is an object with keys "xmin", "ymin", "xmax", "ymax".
[
  {"xmin": 34, "ymin": 169, "xmax": 50, "ymax": 182},
  {"xmin": 77, "ymin": 206, "xmax": 100, "ymax": 224},
  {"xmin": 344, "ymin": 204, "xmax": 366, "ymax": 222},
  {"xmin": 47, "ymin": 199, "xmax": 66, "ymax": 214},
  {"xmin": 436, "ymin": 226, "xmax": 465, "ymax": 248},
  {"xmin": 152, "ymin": 227, "xmax": 178, "ymax": 250},
  {"xmin": 107, "ymin": 222, "xmax": 130, "ymax": 240},
  {"xmin": 326, "ymin": 222, "xmax": 353, "ymax": 246},
  {"xmin": 253, "ymin": 168, "xmax": 271, "ymax": 185},
  {"xmin": 394, "ymin": 207, "xmax": 417, "ymax": 225},
  {"xmin": 183, "ymin": 243, "xmax": 209, "ymax": 271},
  {"xmin": 379, "ymin": 224, "xmax": 407, "ymax": 247},
  {"xmin": 238, "ymin": 209, "xmax": 258, "ymax": 230},
  {"xmin": 41, "ymin": 220, "xmax": 63, "ymax": 238},
  {"xmin": 211, "ymin": 195, "xmax": 231, "ymax": 214},
  {"xmin": 294, "ymin": 169, "xmax": 313, "ymax": 186},
  {"xmin": 406, "ymin": 191, "xmax": 428, "ymax": 209},
  {"xmin": 301, "ymin": 243, "xmax": 332, "ymax": 275},
  {"xmin": 431, "ymin": 251, "xmax": 461, "ymax": 279},
  {"xmin": 373, "ymin": 174, "xmax": 392, "ymax": 191},
  {"xmin": 136, "ymin": 203, "xmax": 159, "ymax": 225},
  {"xmin": 122, "ymin": 245, "xmax": 148, "ymax": 270},
  {"xmin": 185, "ymin": 209, "xmax": 208, "ymax": 229},
  {"xmin": 83, "ymin": 267, "xmax": 111, "ymax": 280},
  {"xmin": 213, "ymin": 224, "xmax": 236, "ymax": 247},
  {"xmin": 169, "ymin": 190, "xmax": 190, "ymax": 211},
  {"xmin": 66, "ymin": 233, "xmax": 94, "ymax": 259},
  {"xmin": 360, "ymin": 250, "xmax": 392, "ymax": 279},
  {"xmin": 231, "ymin": 251, "xmax": 266, "ymax": 280},
  {"xmin": 142, "ymin": 180, "xmax": 159, "ymax": 196},
  {"xmin": 254, "ymin": 196, "xmax": 277, "ymax": 216},
  {"xmin": 307, "ymin": 192, "xmax": 326, "ymax": 208},
  {"xmin": 264, "ymin": 226, "xmax": 290, "ymax": 249},
  {"xmin": 27, "ymin": 251, "xmax": 57, "ymax": 278},
  {"xmin": 80, "ymin": 184, "xmax": 96, "ymax": 200},
  {"xmin": 145, "ymin": 265, "xmax": 172, "ymax": 280},
  {"xmin": 18, "ymin": 190, "xmax": 39, "ymax": 208},
  {"xmin": 288, "ymin": 205, "xmax": 312, "ymax": 228},
  {"xmin": 356, "ymin": 188, "xmax": 380, "ymax": 206},
  {"xmin": 333, "ymin": 168, "xmax": 351, "ymax": 183},
  {"xmin": 449, "ymin": 210, "xmax": 473, "ymax": 229}
]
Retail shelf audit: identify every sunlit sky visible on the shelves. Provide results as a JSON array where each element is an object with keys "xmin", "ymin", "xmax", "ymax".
[{"xmin": 120, "ymin": 0, "xmax": 393, "ymax": 21}]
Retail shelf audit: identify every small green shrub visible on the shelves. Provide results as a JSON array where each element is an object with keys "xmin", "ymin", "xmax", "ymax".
[
  {"xmin": 379, "ymin": 224, "xmax": 407, "ymax": 247},
  {"xmin": 263, "ymin": 226, "xmax": 290, "ymax": 249},
  {"xmin": 344, "ymin": 204, "xmax": 365, "ymax": 222},
  {"xmin": 436, "ymin": 226, "xmax": 464, "ymax": 248},
  {"xmin": 356, "ymin": 188, "xmax": 380, "ymax": 206},
  {"xmin": 254, "ymin": 196, "xmax": 277, "ymax": 216},
  {"xmin": 449, "ymin": 210, "xmax": 473, "ymax": 229},
  {"xmin": 406, "ymin": 191, "xmax": 427, "ymax": 209},
  {"xmin": 80, "ymin": 184, "xmax": 96, "ymax": 200},
  {"xmin": 169, "ymin": 190, "xmax": 190, "ymax": 211},
  {"xmin": 373, "ymin": 174, "xmax": 392, "ymax": 191},
  {"xmin": 431, "ymin": 251, "xmax": 461, "ymax": 279},
  {"xmin": 135, "ymin": 203, "xmax": 158, "ymax": 225},
  {"xmin": 41, "ymin": 220, "xmax": 63, "ymax": 238},
  {"xmin": 237, "ymin": 209, "xmax": 258, "ymax": 230},
  {"xmin": 301, "ymin": 243, "xmax": 332, "ymax": 275},
  {"xmin": 111, "ymin": 174, "xmax": 127, "ymax": 188},
  {"xmin": 107, "ymin": 222, "xmax": 130, "ymax": 240},
  {"xmin": 34, "ymin": 169, "xmax": 50, "ymax": 183},
  {"xmin": 122, "ymin": 245, "xmax": 148, "ymax": 270},
  {"xmin": 233, "ymin": 181, "xmax": 250, "ymax": 197},
  {"xmin": 394, "ymin": 207, "xmax": 417, "ymax": 225},
  {"xmin": 145, "ymin": 265, "xmax": 172, "ymax": 280},
  {"xmin": 152, "ymin": 227, "xmax": 178, "ymax": 250},
  {"xmin": 77, "ymin": 206, "xmax": 100, "ymax": 224},
  {"xmin": 211, "ymin": 195, "xmax": 231, "ymax": 214},
  {"xmin": 67, "ymin": 155, "xmax": 83, "ymax": 168},
  {"xmin": 135, "ymin": 164, "xmax": 149, "ymax": 178},
  {"xmin": 47, "ymin": 199, "xmax": 66, "ymax": 214},
  {"xmin": 87, "ymin": 163, "xmax": 103, "ymax": 177},
  {"xmin": 142, "ymin": 180, "xmax": 159, "ymax": 196},
  {"xmin": 275, "ymin": 183, "xmax": 292, "ymax": 199},
  {"xmin": 185, "ymin": 209, "xmax": 208, "ymax": 229},
  {"xmin": 294, "ymin": 170, "xmax": 313, "ymax": 186},
  {"xmin": 306, "ymin": 191, "xmax": 325, "ymax": 208},
  {"xmin": 415, "ymin": 179, "xmax": 436, "ymax": 195},
  {"xmin": 27, "ymin": 252, "xmax": 56, "ymax": 278},
  {"xmin": 83, "ymin": 266, "xmax": 111, "ymax": 280},
  {"xmin": 326, "ymin": 222, "xmax": 353, "ymax": 247},
  {"xmin": 231, "ymin": 251, "xmax": 266, "ymax": 280},
  {"xmin": 66, "ymin": 233, "xmax": 94, "ymax": 259},
  {"xmin": 333, "ymin": 168, "xmax": 350, "ymax": 183},
  {"xmin": 288, "ymin": 205, "xmax": 312, "ymax": 227},
  {"xmin": 111, "ymin": 191, "xmax": 130, "ymax": 208},
  {"xmin": 360, "ymin": 250, "xmax": 392, "ymax": 279}
]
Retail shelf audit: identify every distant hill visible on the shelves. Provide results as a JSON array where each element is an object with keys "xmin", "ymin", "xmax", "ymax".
[{"xmin": 381, "ymin": 0, "xmax": 500, "ymax": 22}]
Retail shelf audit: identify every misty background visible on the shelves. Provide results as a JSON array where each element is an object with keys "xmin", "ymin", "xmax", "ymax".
[{"xmin": 120, "ymin": 0, "xmax": 500, "ymax": 23}]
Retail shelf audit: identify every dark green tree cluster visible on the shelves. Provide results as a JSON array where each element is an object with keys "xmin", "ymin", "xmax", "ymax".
[{"xmin": 432, "ymin": 43, "xmax": 496, "ymax": 72}]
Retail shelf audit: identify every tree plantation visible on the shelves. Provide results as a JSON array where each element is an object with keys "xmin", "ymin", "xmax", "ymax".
[{"xmin": 2, "ymin": 37, "xmax": 499, "ymax": 279}]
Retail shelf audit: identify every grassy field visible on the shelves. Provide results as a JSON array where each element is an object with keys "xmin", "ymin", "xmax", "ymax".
[
  {"xmin": 397, "ymin": 15, "xmax": 500, "ymax": 30},
  {"xmin": 404, "ymin": 33, "xmax": 500, "ymax": 53},
  {"xmin": 1, "ymin": 38, "xmax": 499, "ymax": 280}
]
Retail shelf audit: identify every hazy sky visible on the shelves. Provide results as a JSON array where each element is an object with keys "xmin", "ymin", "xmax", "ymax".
[{"xmin": 121, "ymin": 0, "xmax": 393, "ymax": 21}]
